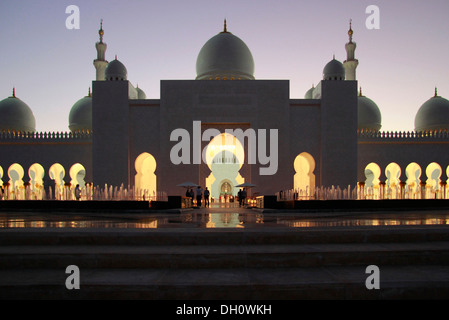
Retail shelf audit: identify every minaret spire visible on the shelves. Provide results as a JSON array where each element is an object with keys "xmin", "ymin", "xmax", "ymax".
[
  {"xmin": 99, "ymin": 19, "xmax": 104, "ymax": 43},
  {"xmin": 94, "ymin": 19, "xmax": 108, "ymax": 81},
  {"xmin": 343, "ymin": 19, "xmax": 358, "ymax": 81},
  {"xmin": 348, "ymin": 19, "xmax": 353, "ymax": 42}
]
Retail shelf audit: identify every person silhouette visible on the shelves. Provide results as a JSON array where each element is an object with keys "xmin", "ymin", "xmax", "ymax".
[
  {"xmin": 74, "ymin": 184, "xmax": 81, "ymax": 201},
  {"xmin": 196, "ymin": 185, "xmax": 203, "ymax": 207},
  {"xmin": 204, "ymin": 187, "xmax": 210, "ymax": 207}
]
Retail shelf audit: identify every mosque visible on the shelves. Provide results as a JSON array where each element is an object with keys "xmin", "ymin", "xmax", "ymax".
[{"xmin": 0, "ymin": 20, "xmax": 448, "ymax": 202}]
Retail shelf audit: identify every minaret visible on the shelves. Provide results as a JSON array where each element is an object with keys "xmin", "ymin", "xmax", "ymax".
[
  {"xmin": 343, "ymin": 19, "xmax": 358, "ymax": 81},
  {"xmin": 93, "ymin": 20, "xmax": 108, "ymax": 81}
]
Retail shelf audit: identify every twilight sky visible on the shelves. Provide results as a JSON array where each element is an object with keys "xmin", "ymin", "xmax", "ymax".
[{"xmin": 0, "ymin": 0, "xmax": 448, "ymax": 132}]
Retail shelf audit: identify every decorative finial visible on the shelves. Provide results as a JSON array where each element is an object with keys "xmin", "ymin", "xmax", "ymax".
[
  {"xmin": 88, "ymin": 87, "xmax": 91, "ymax": 97},
  {"xmin": 359, "ymin": 87, "xmax": 363, "ymax": 96},
  {"xmin": 99, "ymin": 19, "xmax": 104, "ymax": 42},
  {"xmin": 435, "ymin": 87, "xmax": 438, "ymax": 97},
  {"xmin": 224, "ymin": 18, "xmax": 227, "ymax": 33},
  {"xmin": 348, "ymin": 19, "xmax": 353, "ymax": 42},
  {"xmin": 333, "ymin": 54, "xmax": 335, "ymax": 60},
  {"xmin": 115, "ymin": 54, "xmax": 117, "ymax": 60},
  {"xmin": 12, "ymin": 87, "xmax": 15, "ymax": 98}
]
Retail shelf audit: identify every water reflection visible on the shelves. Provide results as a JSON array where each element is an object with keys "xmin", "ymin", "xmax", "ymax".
[
  {"xmin": 277, "ymin": 216, "xmax": 449, "ymax": 228},
  {"xmin": 0, "ymin": 212, "xmax": 448, "ymax": 229},
  {"xmin": 0, "ymin": 216, "xmax": 160, "ymax": 229}
]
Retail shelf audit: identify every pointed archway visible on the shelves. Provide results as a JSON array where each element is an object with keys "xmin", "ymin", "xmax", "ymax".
[
  {"xmin": 203, "ymin": 132, "xmax": 245, "ymax": 200},
  {"xmin": 293, "ymin": 152, "xmax": 316, "ymax": 199},
  {"xmin": 134, "ymin": 152, "xmax": 157, "ymax": 200}
]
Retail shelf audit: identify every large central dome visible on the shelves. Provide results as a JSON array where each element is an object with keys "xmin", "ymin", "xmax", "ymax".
[{"xmin": 196, "ymin": 21, "xmax": 255, "ymax": 80}]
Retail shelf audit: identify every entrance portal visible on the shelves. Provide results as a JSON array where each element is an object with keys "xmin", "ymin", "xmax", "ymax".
[
  {"xmin": 220, "ymin": 181, "xmax": 232, "ymax": 194},
  {"xmin": 204, "ymin": 132, "xmax": 245, "ymax": 200}
]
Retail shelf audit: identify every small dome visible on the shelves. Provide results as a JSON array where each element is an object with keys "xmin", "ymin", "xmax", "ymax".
[
  {"xmin": 323, "ymin": 57, "xmax": 345, "ymax": 80},
  {"xmin": 136, "ymin": 86, "xmax": 146, "ymax": 99},
  {"xmin": 304, "ymin": 85, "xmax": 315, "ymax": 99},
  {"xmin": 196, "ymin": 22, "xmax": 255, "ymax": 80},
  {"xmin": 68, "ymin": 89, "xmax": 92, "ymax": 133},
  {"xmin": 358, "ymin": 89, "xmax": 382, "ymax": 131},
  {"xmin": 105, "ymin": 57, "xmax": 127, "ymax": 81},
  {"xmin": 415, "ymin": 89, "xmax": 449, "ymax": 132},
  {"xmin": 0, "ymin": 89, "xmax": 36, "ymax": 133}
]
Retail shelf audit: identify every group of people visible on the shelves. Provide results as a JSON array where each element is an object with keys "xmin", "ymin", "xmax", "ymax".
[
  {"xmin": 186, "ymin": 186, "xmax": 210, "ymax": 207},
  {"xmin": 237, "ymin": 188, "xmax": 247, "ymax": 207},
  {"xmin": 185, "ymin": 186, "xmax": 248, "ymax": 207}
]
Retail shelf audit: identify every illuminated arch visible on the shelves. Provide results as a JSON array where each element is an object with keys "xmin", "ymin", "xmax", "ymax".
[
  {"xmin": 204, "ymin": 133, "xmax": 245, "ymax": 199},
  {"xmin": 426, "ymin": 162, "xmax": 442, "ymax": 189},
  {"xmin": 219, "ymin": 179, "xmax": 233, "ymax": 195},
  {"xmin": 69, "ymin": 163, "xmax": 86, "ymax": 188},
  {"xmin": 28, "ymin": 163, "xmax": 45, "ymax": 198},
  {"xmin": 135, "ymin": 152, "xmax": 157, "ymax": 200},
  {"xmin": 385, "ymin": 162, "xmax": 401, "ymax": 187},
  {"xmin": 204, "ymin": 132, "xmax": 245, "ymax": 170},
  {"xmin": 364, "ymin": 162, "xmax": 381, "ymax": 187},
  {"xmin": 385, "ymin": 162, "xmax": 401, "ymax": 199},
  {"xmin": 405, "ymin": 162, "xmax": 422, "ymax": 190},
  {"xmin": 294, "ymin": 152, "xmax": 316, "ymax": 198},
  {"xmin": 0, "ymin": 166, "xmax": 3, "ymax": 186},
  {"xmin": 8, "ymin": 163, "xmax": 24, "ymax": 190},
  {"xmin": 363, "ymin": 162, "xmax": 382, "ymax": 199},
  {"xmin": 49, "ymin": 163, "xmax": 66, "ymax": 200},
  {"xmin": 49, "ymin": 163, "xmax": 65, "ymax": 186}
]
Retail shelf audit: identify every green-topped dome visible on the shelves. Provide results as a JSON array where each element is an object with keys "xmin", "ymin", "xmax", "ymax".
[
  {"xmin": 105, "ymin": 57, "xmax": 127, "ymax": 81},
  {"xmin": 358, "ymin": 89, "xmax": 382, "ymax": 131},
  {"xmin": 68, "ymin": 89, "xmax": 92, "ymax": 133},
  {"xmin": 136, "ymin": 86, "xmax": 146, "ymax": 99},
  {"xmin": 415, "ymin": 90, "xmax": 449, "ymax": 132},
  {"xmin": 304, "ymin": 85, "xmax": 315, "ymax": 99},
  {"xmin": 0, "ymin": 89, "xmax": 36, "ymax": 133},
  {"xmin": 323, "ymin": 57, "xmax": 345, "ymax": 80}
]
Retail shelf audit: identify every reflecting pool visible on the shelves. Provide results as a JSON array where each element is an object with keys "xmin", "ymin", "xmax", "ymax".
[{"xmin": 0, "ymin": 211, "xmax": 449, "ymax": 229}]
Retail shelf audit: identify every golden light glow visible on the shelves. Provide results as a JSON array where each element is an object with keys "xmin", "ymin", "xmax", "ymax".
[
  {"xmin": 134, "ymin": 152, "xmax": 157, "ymax": 201},
  {"xmin": 204, "ymin": 133, "xmax": 244, "ymax": 169}
]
